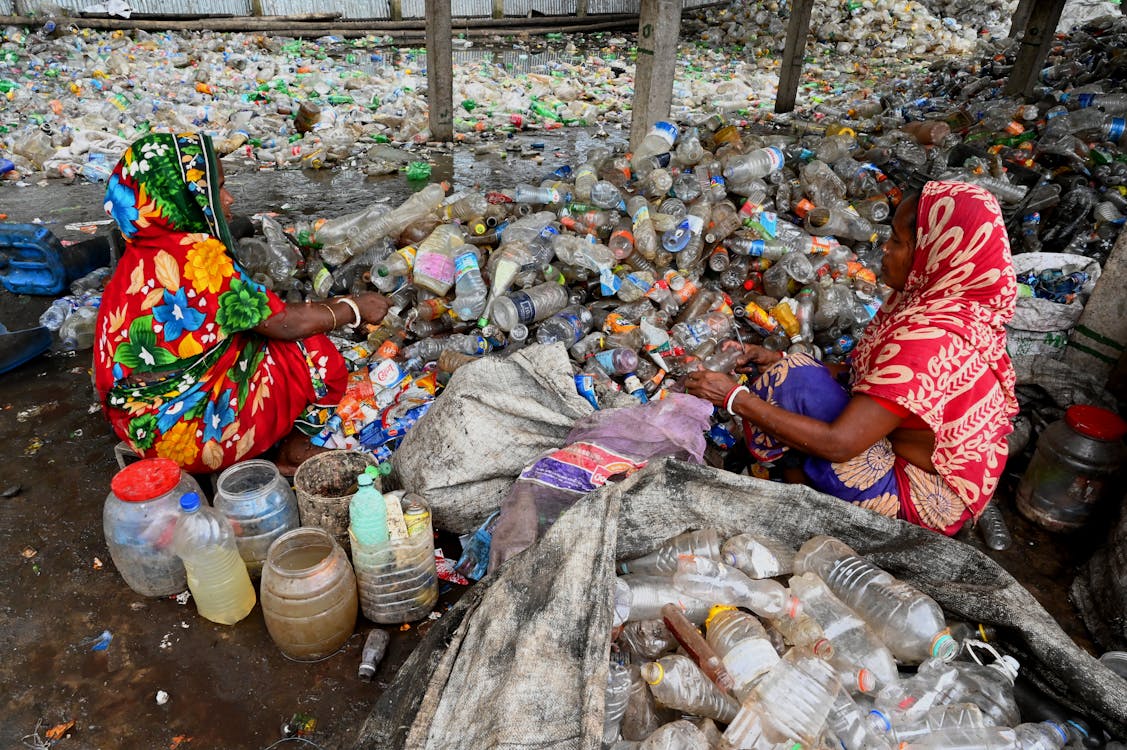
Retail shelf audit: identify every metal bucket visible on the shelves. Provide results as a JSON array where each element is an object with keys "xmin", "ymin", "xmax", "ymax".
[{"xmin": 292, "ymin": 451, "xmax": 378, "ymax": 550}]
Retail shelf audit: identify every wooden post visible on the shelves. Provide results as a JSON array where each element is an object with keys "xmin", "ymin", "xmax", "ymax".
[
  {"xmin": 425, "ymin": 0, "xmax": 454, "ymax": 142},
  {"xmin": 1008, "ymin": 0, "xmax": 1035, "ymax": 38},
  {"xmin": 492, "ymin": 0, "xmax": 504, "ymax": 20},
  {"xmin": 389, "ymin": 0, "xmax": 402, "ymax": 21},
  {"xmin": 1003, "ymin": 0, "xmax": 1066, "ymax": 99},
  {"xmin": 576, "ymin": 0, "xmax": 588, "ymax": 17},
  {"xmin": 249, "ymin": 0, "xmax": 264, "ymax": 17},
  {"xmin": 1064, "ymin": 230, "xmax": 1127, "ymax": 381},
  {"xmin": 775, "ymin": 0, "xmax": 814, "ymax": 114},
  {"xmin": 629, "ymin": 0, "xmax": 681, "ymax": 153}
]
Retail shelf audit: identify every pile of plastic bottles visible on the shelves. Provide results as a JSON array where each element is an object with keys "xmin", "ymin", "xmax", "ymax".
[
  {"xmin": 604, "ymin": 531, "xmax": 1095, "ymax": 749},
  {"xmin": 37, "ymin": 265, "xmax": 109, "ymax": 351}
]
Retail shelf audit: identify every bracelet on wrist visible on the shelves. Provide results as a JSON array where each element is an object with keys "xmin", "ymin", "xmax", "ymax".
[
  {"xmin": 338, "ymin": 296, "xmax": 362, "ymax": 328},
  {"xmin": 321, "ymin": 303, "xmax": 338, "ymax": 331},
  {"xmin": 724, "ymin": 384, "xmax": 750, "ymax": 415}
]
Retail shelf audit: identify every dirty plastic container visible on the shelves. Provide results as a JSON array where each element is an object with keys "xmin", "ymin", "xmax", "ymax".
[
  {"xmin": 260, "ymin": 527, "xmax": 359, "ymax": 660},
  {"xmin": 293, "ymin": 450, "xmax": 378, "ymax": 551},
  {"xmin": 0, "ymin": 224, "xmax": 110, "ymax": 295},
  {"xmin": 103, "ymin": 458, "xmax": 200, "ymax": 597},
  {"xmin": 1016, "ymin": 405, "xmax": 1127, "ymax": 532},
  {"xmin": 214, "ymin": 459, "xmax": 300, "ymax": 578},
  {"xmin": 352, "ymin": 493, "xmax": 438, "ymax": 624}
]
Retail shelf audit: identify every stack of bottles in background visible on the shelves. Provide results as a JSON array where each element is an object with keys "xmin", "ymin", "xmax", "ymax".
[
  {"xmin": 603, "ymin": 529, "xmax": 1084, "ymax": 749},
  {"xmin": 37, "ymin": 266, "xmax": 110, "ymax": 351}
]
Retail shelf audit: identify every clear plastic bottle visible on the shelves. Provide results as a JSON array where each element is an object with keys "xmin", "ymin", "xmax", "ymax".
[
  {"xmin": 319, "ymin": 183, "xmax": 444, "ymax": 265},
  {"xmin": 172, "ymin": 492, "xmax": 256, "ymax": 626},
  {"xmin": 673, "ymin": 555, "xmax": 798, "ymax": 619},
  {"xmin": 371, "ymin": 246, "xmax": 418, "ymax": 292},
  {"xmin": 720, "ymin": 533, "xmax": 796, "ymax": 579},
  {"xmin": 724, "ymin": 646, "xmax": 841, "ymax": 748},
  {"xmin": 441, "ymin": 192, "xmax": 488, "ymax": 222},
  {"xmin": 552, "ymin": 234, "xmax": 614, "ymax": 273},
  {"xmin": 451, "ymin": 247, "xmax": 487, "ymax": 322},
  {"xmin": 879, "ymin": 703, "xmax": 987, "ymax": 746},
  {"xmin": 591, "ymin": 180, "xmax": 626, "ymax": 210},
  {"xmin": 805, "ymin": 206, "xmax": 877, "ymax": 242},
  {"xmin": 826, "ymin": 687, "xmax": 896, "ymax": 750},
  {"xmin": 604, "ymin": 661, "xmax": 632, "ymax": 745},
  {"xmin": 591, "ymin": 348, "xmax": 639, "ymax": 376},
  {"xmin": 491, "ymin": 282, "xmax": 569, "ymax": 332},
  {"xmin": 723, "ymin": 147, "xmax": 786, "ymax": 184},
  {"xmin": 618, "ymin": 529, "xmax": 721, "ymax": 575},
  {"xmin": 536, "ymin": 304, "xmax": 594, "ymax": 346},
  {"xmin": 977, "ymin": 501, "xmax": 1013, "ymax": 551},
  {"xmin": 60, "ymin": 306, "xmax": 98, "ymax": 351},
  {"xmin": 672, "ymin": 200, "xmax": 712, "ymax": 271},
  {"xmin": 412, "ymin": 224, "xmax": 464, "ymax": 296},
  {"xmin": 950, "ymin": 657, "xmax": 1022, "ymax": 727},
  {"xmin": 349, "ymin": 473, "xmax": 388, "ymax": 546},
  {"xmin": 573, "ymin": 149, "xmax": 608, "ymax": 203},
  {"xmin": 638, "ymin": 720, "xmax": 710, "ymax": 750},
  {"xmin": 402, "ymin": 333, "xmax": 489, "ymax": 363},
  {"xmin": 620, "ymin": 575, "xmax": 712, "ymax": 624},
  {"xmin": 631, "ymin": 121, "xmax": 680, "ymax": 169},
  {"xmin": 901, "ymin": 721, "xmax": 1068, "ymax": 750},
  {"xmin": 794, "ymin": 536, "xmax": 957, "ymax": 664},
  {"xmin": 512, "ymin": 183, "xmax": 561, "ymax": 205},
  {"xmin": 788, "ymin": 572, "xmax": 899, "ymax": 691},
  {"xmin": 40, "ymin": 298, "xmax": 74, "ymax": 331},
  {"xmin": 675, "ymin": 127, "xmax": 705, "ymax": 166},
  {"xmin": 640, "ymin": 654, "xmax": 739, "ymax": 723},
  {"xmin": 705, "ymin": 605, "xmax": 780, "ymax": 699},
  {"xmin": 670, "ymin": 311, "xmax": 733, "ymax": 351},
  {"xmin": 622, "ymin": 665, "xmax": 667, "ymax": 741},
  {"xmin": 627, "ymin": 195, "xmax": 660, "ymax": 261}
]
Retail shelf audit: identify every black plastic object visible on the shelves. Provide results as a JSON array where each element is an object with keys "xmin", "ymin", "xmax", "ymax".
[{"xmin": 0, "ymin": 326, "xmax": 52, "ymax": 374}]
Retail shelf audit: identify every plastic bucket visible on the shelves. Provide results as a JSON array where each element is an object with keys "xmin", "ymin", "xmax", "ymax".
[{"xmin": 292, "ymin": 450, "xmax": 378, "ymax": 550}]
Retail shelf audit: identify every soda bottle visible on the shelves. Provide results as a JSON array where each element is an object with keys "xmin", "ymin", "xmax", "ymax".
[
  {"xmin": 172, "ymin": 492, "xmax": 256, "ymax": 626},
  {"xmin": 720, "ymin": 533, "xmax": 796, "ymax": 579},
  {"xmin": 640, "ymin": 654, "xmax": 739, "ymax": 723},
  {"xmin": 618, "ymin": 529, "xmax": 721, "ymax": 575},
  {"xmin": 793, "ymin": 536, "xmax": 957, "ymax": 665},
  {"xmin": 789, "ymin": 572, "xmax": 899, "ymax": 691},
  {"xmin": 674, "ymin": 555, "xmax": 799, "ymax": 620}
]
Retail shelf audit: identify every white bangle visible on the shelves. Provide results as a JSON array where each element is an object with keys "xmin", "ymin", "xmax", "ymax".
[
  {"xmin": 725, "ymin": 385, "xmax": 750, "ymax": 415},
  {"xmin": 338, "ymin": 296, "xmax": 362, "ymax": 328}
]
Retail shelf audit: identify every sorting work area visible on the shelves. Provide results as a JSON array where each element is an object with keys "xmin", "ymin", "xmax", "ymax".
[{"xmin": 3, "ymin": 0, "xmax": 1127, "ymax": 747}]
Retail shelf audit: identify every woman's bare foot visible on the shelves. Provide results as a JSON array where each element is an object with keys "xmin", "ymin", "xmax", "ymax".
[{"xmin": 276, "ymin": 429, "xmax": 329, "ymax": 477}]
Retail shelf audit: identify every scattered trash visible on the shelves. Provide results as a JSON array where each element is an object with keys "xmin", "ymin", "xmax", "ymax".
[
  {"xmin": 92, "ymin": 557, "xmax": 103, "ymax": 570},
  {"xmin": 17, "ymin": 401, "xmax": 58, "ymax": 422},
  {"xmin": 44, "ymin": 720, "xmax": 76, "ymax": 742},
  {"xmin": 174, "ymin": 591, "xmax": 191, "ymax": 605},
  {"xmin": 82, "ymin": 629, "xmax": 113, "ymax": 652},
  {"xmin": 282, "ymin": 713, "xmax": 317, "ymax": 738},
  {"xmin": 3, "ymin": 484, "xmax": 23, "ymax": 498},
  {"xmin": 21, "ymin": 546, "xmax": 36, "ymax": 559},
  {"xmin": 155, "ymin": 690, "xmax": 170, "ymax": 706},
  {"xmin": 358, "ymin": 629, "xmax": 390, "ymax": 681},
  {"xmin": 24, "ymin": 437, "xmax": 43, "ymax": 456}
]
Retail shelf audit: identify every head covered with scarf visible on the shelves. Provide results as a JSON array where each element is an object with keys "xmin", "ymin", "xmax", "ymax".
[{"xmin": 852, "ymin": 181, "xmax": 1018, "ymax": 524}]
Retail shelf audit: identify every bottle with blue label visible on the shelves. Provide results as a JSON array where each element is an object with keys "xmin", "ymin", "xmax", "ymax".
[
  {"xmin": 536, "ymin": 304, "xmax": 594, "ymax": 346},
  {"xmin": 451, "ymin": 247, "xmax": 487, "ymax": 322},
  {"xmin": 631, "ymin": 121, "xmax": 679, "ymax": 170}
]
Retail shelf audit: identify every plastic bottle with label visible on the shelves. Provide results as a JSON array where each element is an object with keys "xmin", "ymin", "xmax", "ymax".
[
  {"xmin": 723, "ymin": 147, "xmax": 786, "ymax": 184},
  {"xmin": 172, "ymin": 492, "xmax": 256, "ymax": 626},
  {"xmin": 670, "ymin": 311, "xmax": 733, "ymax": 352},
  {"xmin": 491, "ymin": 281, "xmax": 569, "ymax": 332},
  {"xmin": 628, "ymin": 195, "xmax": 660, "ymax": 261},
  {"xmin": 631, "ymin": 121, "xmax": 679, "ymax": 169},
  {"xmin": 451, "ymin": 246, "xmax": 488, "ymax": 322},
  {"xmin": 536, "ymin": 304, "xmax": 594, "ymax": 346},
  {"xmin": 349, "ymin": 473, "xmax": 389, "ymax": 546},
  {"xmin": 720, "ymin": 533, "xmax": 796, "ymax": 579},
  {"xmin": 640, "ymin": 654, "xmax": 740, "ymax": 723},
  {"xmin": 371, "ymin": 245, "xmax": 418, "ymax": 292},
  {"xmin": 705, "ymin": 605, "xmax": 780, "ymax": 699},
  {"xmin": 412, "ymin": 224, "xmax": 465, "ymax": 296},
  {"xmin": 794, "ymin": 535, "xmax": 957, "ymax": 664},
  {"xmin": 673, "ymin": 555, "xmax": 799, "ymax": 620}
]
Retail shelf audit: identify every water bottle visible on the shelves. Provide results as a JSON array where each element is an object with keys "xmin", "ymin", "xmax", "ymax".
[
  {"xmin": 950, "ymin": 657, "xmax": 1022, "ymax": 727},
  {"xmin": 552, "ymin": 234, "xmax": 615, "ymax": 273},
  {"xmin": 572, "ymin": 149, "xmax": 608, "ymax": 203},
  {"xmin": 705, "ymin": 605, "xmax": 780, "ymax": 699},
  {"xmin": 637, "ymin": 720, "xmax": 710, "ymax": 749},
  {"xmin": 977, "ymin": 501, "xmax": 1013, "ymax": 551},
  {"xmin": 631, "ymin": 121, "xmax": 679, "ymax": 168},
  {"xmin": 318, "ymin": 183, "xmax": 444, "ymax": 265},
  {"xmin": 536, "ymin": 304, "xmax": 594, "ymax": 346},
  {"xmin": 670, "ymin": 311, "xmax": 733, "ymax": 351},
  {"xmin": 60, "ymin": 306, "xmax": 98, "ymax": 351},
  {"xmin": 826, "ymin": 688, "xmax": 896, "ymax": 750},
  {"xmin": 619, "ymin": 618, "xmax": 677, "ymax": 661},
  {"xmin": 675, "ymin": 127, "xmax": 705, "ymax": 166},
  {"xmin": 491, "ymin": 282, "xmax": 569, "ymax": 333},
  {"xmin": 676, "ymin": 201, "xmax": 712, "ymax": 272},
  {"xmin": 794, "ymin": 536, "xmax": 957, "ymax": 664},
  {"xmin": 591, "ymin": 180, "xmax": 626, "ymax": 211},
  {"xmin": 451, "ymin": 247, "xmax": 487, "ymax": 322},
  {"xmin": 590, "ymin": 348, "xmax": 639, "ymax": 376},
  {"xmin": 640, "ymin": 654, "xmax": 739, "ymax": 723},
  {"xmin": 512, "ymin": 183, "xmax": 561, "ymax": 205},
  {"xmin": 673, "ymin": 555, "xmax": 799, "ymax": 620},
  {"xmin": 722, "ymin": 147, "xmax": 786, "ymax": 184},
  {"xmin": 788, "ymin": 572, "xmax": 899, "ymax": 691},
  {"xmin": 878, "ymin": 703, "xmax": 987, "ymax": 746},
  {"xmin": 371, "ymin": 246, "xmax": 418, "ymax": 292},
  {"xmin": 622, "ymin": 664, "xmax": 666, "ymax": 740},
  {"xmin": 401, "ymin": 333, "xmax": 489, "ymax": 364},
  {"xmin": 618, "ymin": 529, "xmax": 721, "ymax": 575},
  {"xmin": 627, "ymin": 195, "xmax": 659, "ymax": 261},
  {"xmin": 441, "ymin": 191, "xmax": 487, "ymax": 222},
  {"xmin": 720, "ymin": 533, "xmax": 796, "ymax": 579},
  {"xmin": 619, "ymin": 575, "xmax": 712, "ymax": 623},
  {"xmin": 349, "ymin": 473, "xmax": 388, "ymax": 546},
  {"xmin": 171, "ymin": 492, "xmax": 256, "ymax": 626},
  {"xmin": 723, "ymin": 646, "xmax": 841, "ymax": 748},
  {"xmin": 901, "ymin": 721, "xmax": 1068, "ymax": 749},
  {"xmin": 604, "ymin": 661, "xmax": 632, "ymax": 745},
  {"xmin": 39, "ymin": 298, "xmax": 73, "ymax": 331},
  {"xmin": 412, "ymin": 224, "xmax": 464, "ymax": 296}
]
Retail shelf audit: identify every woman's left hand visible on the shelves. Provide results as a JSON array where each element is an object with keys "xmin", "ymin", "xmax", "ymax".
[
  {"xmin": 352, "ymin": 292, "xmax": 390, "ymax": 325},
  {"xmin": 683, "ymin": 369, "xmax": 740, "ymax": 407}
]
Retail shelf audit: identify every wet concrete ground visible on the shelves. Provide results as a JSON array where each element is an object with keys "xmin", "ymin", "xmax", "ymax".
[{"xmin": 0, "ymin": 128, "xmax": 1112, "ymax": 748}]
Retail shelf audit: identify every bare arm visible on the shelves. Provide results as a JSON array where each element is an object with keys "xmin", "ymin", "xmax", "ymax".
[{"xmin": 254, "ymin": 292, "xmax": 390, "ymax": 341}]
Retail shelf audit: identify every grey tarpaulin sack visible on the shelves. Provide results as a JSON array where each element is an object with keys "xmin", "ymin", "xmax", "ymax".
[
  {"xmin": 355, "ymin": 459, "xmax": 1127, "ymax": 749},
  {"xmin": 392, "ymin": 343, "xmax": 632, "ymax": 534},
  {"xmin": 1072, "ymin": 500, "xmax": 1127, "ymax": 651}
]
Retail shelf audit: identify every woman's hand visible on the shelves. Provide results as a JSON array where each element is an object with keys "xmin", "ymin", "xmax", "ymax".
[
  {"xmin": 683, "ymin": 369, "xmax": 741, "ymax": 407},
  {"xmin": 351, "ymin": 292, "xmax": 390, "ymax": 326},
  {"xmin": 734, "ymin": 343, "xmax": 783, "ymax": 374}
]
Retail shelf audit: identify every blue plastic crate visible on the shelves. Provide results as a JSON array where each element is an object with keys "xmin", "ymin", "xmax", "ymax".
[{"xmin": 0, "ymin": 223, "xmax": 109, "ymax": 296}]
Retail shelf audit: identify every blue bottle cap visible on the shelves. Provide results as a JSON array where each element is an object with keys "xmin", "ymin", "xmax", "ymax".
[{"xmin": 180, "ymin": 492, "xmax": 201, "ymax": 512}]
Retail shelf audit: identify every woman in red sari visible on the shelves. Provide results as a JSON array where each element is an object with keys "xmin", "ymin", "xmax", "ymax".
[
  {"xmin": 95, "ymin": 132, "xmax": 388, "ymax": 474},
  {"xmin": 686, "ymin": 181, "xmax": 1018, "ymax": 535}
]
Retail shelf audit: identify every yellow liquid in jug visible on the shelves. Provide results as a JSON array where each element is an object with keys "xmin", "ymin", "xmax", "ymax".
[{"xmin": 183, "ymin": 546, "xmax": 257, "ymax": 625}]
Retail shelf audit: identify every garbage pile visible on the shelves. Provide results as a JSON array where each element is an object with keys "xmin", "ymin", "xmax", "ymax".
[{"xmin": 605, "ymin": 530, "xmax": 1103, "ymax": 748}]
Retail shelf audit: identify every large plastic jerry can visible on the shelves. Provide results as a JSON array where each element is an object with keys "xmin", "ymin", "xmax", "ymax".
[
  {"xmin": 0, "ymin": 223, "xmax": 109, "ymax": 295},
  {"xmin": 0, "ymin": 326, "xmax": 51, "ymax": 374}
]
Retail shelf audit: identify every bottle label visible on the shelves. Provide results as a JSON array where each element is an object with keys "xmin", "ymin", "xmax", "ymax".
[
  {"xmin": 1109, "ymin": 118, "xmax": 1125, "ymax": 143},
  {"xmin": 686, "ymin": 214, "xmax": 705, "ymax": 235},
  {"xmin": 764, "ymin": 146, "xmax": 785, "ymax": 172},
  {"xmin": 466, "ymin": 335, "xmax": 489, "ymax": 356},
  {"xmin": 510, "ymin": 290, "xmax": 537, "ymax": 323},
  {"xmin": 454, "ymin": 251, "xmax": 479, "ymax": 279},
  {"xmin": 631, "ymin": 203, "xmax": 651, "ymax": 227},
  {"xmin": 651, "ymin": 121, "xmax": 679, "ymax": 147},
  {"xmin": 599, "ymin": 268, "xmax": 622, "ymax": 296},
  {"xmin": 746, "ymin": 239, "xmax": 767, "ymax": 256},
  {"xmin": 593, "ymin": 350, "xmax": 618, "ymax": 372},
  {"xmin": 415, "ymin": 251, "xmax": 456, "ymax": 284},
  {"xmin": 1078, "ymin": 93, "xmax": 1096, "ymax": 108}
]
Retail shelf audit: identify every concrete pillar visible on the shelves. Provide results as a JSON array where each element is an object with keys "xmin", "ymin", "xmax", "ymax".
[
  {"xmin": 629, "ymin": 0, "xmax": 682, "ymax": 153},
  {"xmin": 425, "ymin": 0, "xmax": 454, "ymax": 143},
  {"xmin": 576, "ymin": 0, "xmax": 588, "ymax": 17},
  {"xmin": 1064, "ymin": 229, "xmax": 1127, "ymax": 381},
  {"xmin": 1004, "ymin": 0, "xmax": 1066, "ymax": 99},
  {"xmin": 774, "ymin": 0, "xmax": 814, "ymax": 114}
]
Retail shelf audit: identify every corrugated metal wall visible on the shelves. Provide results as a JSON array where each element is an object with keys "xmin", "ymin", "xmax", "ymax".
[
  {"xmin": 20, "ymin": 0, "xmax": 709, "ymax": 18},
  {"xmin": 0, "ymin": 0, "xmax": 12, "ymax": 15}
]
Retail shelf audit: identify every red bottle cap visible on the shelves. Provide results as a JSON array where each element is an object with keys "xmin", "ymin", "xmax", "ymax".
[
  {"xmin": 1065, "ymin": 405, "xmax": 1127, "ymax": 442},
  {"xmin": 111, "ymin": 458, "xmax": 183, "ymax": 502}
]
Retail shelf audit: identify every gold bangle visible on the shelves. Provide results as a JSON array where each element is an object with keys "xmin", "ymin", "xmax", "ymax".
[{"xmin": 321, "ymin": 303, "xmax": 338, "ymax": 330}]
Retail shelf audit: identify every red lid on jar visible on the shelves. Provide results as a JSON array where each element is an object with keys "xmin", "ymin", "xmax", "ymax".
[
  {"xmin": 111, "ymin": 458, "xmax": 183, "ymax": 502},
  {"xmin": 1066, "ymin": 405, "xmax": 1127, "ymax": 442}
]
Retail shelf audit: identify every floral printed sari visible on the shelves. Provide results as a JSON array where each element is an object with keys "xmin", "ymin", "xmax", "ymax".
[{"xmin": 94, "ymin": 133, "xmax": 345, "ymax": 473}]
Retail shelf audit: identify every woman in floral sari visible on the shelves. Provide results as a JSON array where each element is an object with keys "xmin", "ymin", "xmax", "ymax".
[
  {"xmin": 686, "ymin": 181, "xmax": 1018, "ymax": 535},
  {"xmin": 95, "ymin": 132, "xmax": 389, "ymax": 474}
]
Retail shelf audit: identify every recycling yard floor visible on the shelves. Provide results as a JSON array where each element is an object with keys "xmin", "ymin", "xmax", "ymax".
[{"xmin": 0, "ymin": 132, "xmax": 1109, "ymax": 749}]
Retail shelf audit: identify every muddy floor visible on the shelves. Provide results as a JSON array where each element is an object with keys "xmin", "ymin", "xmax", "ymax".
[{"xmin": 0, "ymin": 128, "xmax": 1113, "ymax": 749}]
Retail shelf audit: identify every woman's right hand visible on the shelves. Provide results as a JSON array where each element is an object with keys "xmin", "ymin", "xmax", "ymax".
[
  {"xmin": 351, "ymin": 292, "xmax": 390, "ymax": 326},
  {"xmin": 734, "ymin": 343, "xmax": 783, "ymax": 374}
]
